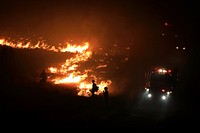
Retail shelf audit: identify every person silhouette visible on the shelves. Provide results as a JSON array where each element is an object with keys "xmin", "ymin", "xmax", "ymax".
[
  {"xmin": 103, "ymin": 86, "xmax": 109, "ymax": 110},
  {"xmin": 40, "ymin": 69, "xmax": 47, "ymax": 86},
  {"xmin": 90, "ymin": 80, "xmax": 98, "ymax": 97}
]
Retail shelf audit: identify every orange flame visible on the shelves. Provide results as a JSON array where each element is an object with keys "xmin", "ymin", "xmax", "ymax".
[{"xmin": 0, "ymin": 38, "xmax": 112, "ymax": 97}]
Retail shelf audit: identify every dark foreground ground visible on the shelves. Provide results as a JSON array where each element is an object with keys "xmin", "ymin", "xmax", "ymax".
[{"xmin": 0, "ymin": 82, "xmax": 199, "ymax": 132}]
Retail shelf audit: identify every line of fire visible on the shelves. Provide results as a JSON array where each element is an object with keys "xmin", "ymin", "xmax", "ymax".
[{"xmin": 0, "ymin": 38, "xmax": 118, "ymax": 97}]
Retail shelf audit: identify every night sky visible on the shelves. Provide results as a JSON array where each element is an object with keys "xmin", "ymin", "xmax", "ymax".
[{"xmin": 0, "ymin": 0, "xmax": 198, "ymax": 43}]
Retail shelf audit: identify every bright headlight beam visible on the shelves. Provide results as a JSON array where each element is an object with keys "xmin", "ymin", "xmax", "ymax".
[
  {"xmin": 161, "ymin": 95, "xmax": 166, "ymax": 100},
  {"xmin": 148, "ymin": 94, "xmax": 152, "ymax": 98}
]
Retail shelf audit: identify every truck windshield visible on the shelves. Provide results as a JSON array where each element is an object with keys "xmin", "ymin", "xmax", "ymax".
[{"xmin": 150, "ymin": 73, "xmax": 173, "ymax": 89}]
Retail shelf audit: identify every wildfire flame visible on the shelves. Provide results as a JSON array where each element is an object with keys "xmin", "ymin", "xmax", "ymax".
[{"xmin": 0, "ymin": 38, "xmax": 112, "ymax": 97}]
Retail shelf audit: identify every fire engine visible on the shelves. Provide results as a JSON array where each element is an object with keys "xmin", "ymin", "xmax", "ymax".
[{"xmin": 144, "ymin": 66, "xmax": 178, "ymax": 100}]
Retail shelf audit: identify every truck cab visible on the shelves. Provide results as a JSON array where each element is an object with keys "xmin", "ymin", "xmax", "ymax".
[{"xmin": 144, "ymin": 66, "xmax": 178, "ymax": 100}]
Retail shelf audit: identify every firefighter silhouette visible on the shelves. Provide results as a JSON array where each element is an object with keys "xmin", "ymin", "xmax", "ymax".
[
  {"xmin": 40, "ymin": 69, "xmax": 47, "ymax": 86},
  {"xmin": 103, "ymin": 86, "xmax": 109, "ymax": 110},
  {"xmin": 90, "ymin": 80, "xmax": 99, "ymax": 97}
]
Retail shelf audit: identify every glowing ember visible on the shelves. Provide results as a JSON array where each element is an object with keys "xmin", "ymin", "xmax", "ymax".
[{"xmin": 0, "ymin": 38, "xmax": 112, "ymax": 97}]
